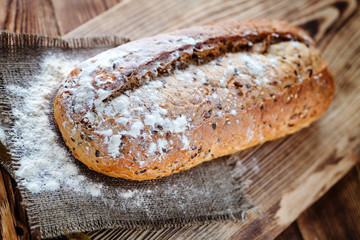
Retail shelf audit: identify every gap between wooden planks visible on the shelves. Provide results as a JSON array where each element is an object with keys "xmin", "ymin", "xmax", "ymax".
[{"xmin": 0, "ymin": 0, "xmax": 360, "ymax": 239}]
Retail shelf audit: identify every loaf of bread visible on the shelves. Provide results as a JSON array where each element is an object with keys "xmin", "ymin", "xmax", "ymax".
[{"xmin": 54, "ymin": 20, "xmax": 334, "ymax": 180}]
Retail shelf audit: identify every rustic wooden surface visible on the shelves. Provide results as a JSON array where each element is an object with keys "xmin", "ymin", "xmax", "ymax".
[
  {"xmin": 1, "ymin": 0, "xmax": 360, "ymax": 239},
  {"xmin": 0, "ymin": 169, "xmax": 17, "ymax": 239}
]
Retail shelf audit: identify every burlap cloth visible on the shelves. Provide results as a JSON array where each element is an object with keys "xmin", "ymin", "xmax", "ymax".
[{"xmin": 0, "ymin": 32, "xmax": 253, "ymax": 239}]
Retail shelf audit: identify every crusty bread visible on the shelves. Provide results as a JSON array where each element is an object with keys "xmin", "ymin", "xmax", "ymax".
[{"xmin": 54, "ymin": 20, "xmax": 334, "ymax": 180}]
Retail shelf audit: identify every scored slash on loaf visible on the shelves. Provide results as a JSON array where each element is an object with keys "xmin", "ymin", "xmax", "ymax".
[{"xmin": 54, "ymin": 20, "xmax": 334, "ymax": 180}]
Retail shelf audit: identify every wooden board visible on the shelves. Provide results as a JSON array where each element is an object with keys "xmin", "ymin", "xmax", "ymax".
[
  {"xmin": 296, "ymin": 165, "xmax": 360, "ymax": 239},
  {"xmin": 0, "ymin": 170, "xmax": 17, "ymax": 239},
  {"xmin": 0, "ymin": 0, "xmax": 360, "ymax": 239}
]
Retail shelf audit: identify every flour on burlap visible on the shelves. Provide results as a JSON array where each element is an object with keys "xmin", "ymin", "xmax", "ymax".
[
  {"xmin": 6, "ymin": 54, "xmax": 105, "ymax": 196},
  {"xmin": 0, "ymin": 123, "xmax": 6, "ymax": 147}
]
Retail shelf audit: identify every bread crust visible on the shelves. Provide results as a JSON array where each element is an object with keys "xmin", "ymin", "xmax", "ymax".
[{"xmin": 54, "ymin": 20, "xmax": 334, "ymax": 180}]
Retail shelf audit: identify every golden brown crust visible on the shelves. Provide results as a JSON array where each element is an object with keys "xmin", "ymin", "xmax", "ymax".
[{"xmin": 54, "ymin": 20, "xmax": 334, "ymax": 180}]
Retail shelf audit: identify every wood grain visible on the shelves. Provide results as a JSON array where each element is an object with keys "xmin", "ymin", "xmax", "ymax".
[
  {"xmin": 0, "ymin": 0, "xmax": 359, "ymax": 239},
  {"xmin": 52, "ymin": 0, "xmax": 122, "ymax": 35},
  {"xmin": 0, "ymin": 0, "xmax": 122, "ymax": 37},
  {"xmin": 0, "ymin": 0, "xmax": 60, "ymax": 36},
  {"xmin": 0, "ymin": 169, "xmax": 17, "ymax": 240},
  {"xmin": 1, "ymin": 168, "xmax": 31, "ymax": 240},
  {"xmin": 297, "ymin": 163, "xmax": 360, "ymax": 239}
]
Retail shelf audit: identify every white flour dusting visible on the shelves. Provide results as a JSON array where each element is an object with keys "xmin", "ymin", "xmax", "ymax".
[
  {"xmin": 251, "ymin": 157, "xmax": 260, "ymax": 173},
  {"xmin": 6, "ymin": 54, "xmax": 103, "ymax": 196},
  {"xmin": 119, "ymin": 189, "xmax": 138, "ymax": 199},
  {"xmin": 0, "ymin": 124, "xmax": 6, "ymax": 147}
]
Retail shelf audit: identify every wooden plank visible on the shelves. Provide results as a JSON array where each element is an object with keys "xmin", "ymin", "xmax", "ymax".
[
  {"xmin": 0, "ymin": 0, "xmax": 60, "ymax": 36},
  {"xmin": 51, "ymin": 0, "xmax": 122, "ymax": 35},
  {"xmin": 296, "ymin": 164, "xmax": 360, "ymax": 240},
  {"xmin": 0, "ymin": 169, "xmax": 17, "ymax": 240},
  {"xmin": 1, "ymin": 168, "xmax": 32, "ymax": 240}
]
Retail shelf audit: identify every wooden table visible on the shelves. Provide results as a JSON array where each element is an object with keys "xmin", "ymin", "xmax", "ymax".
[{"xmin": 0, "ymin": 0, "xmax": 359, "ymax": 239}]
